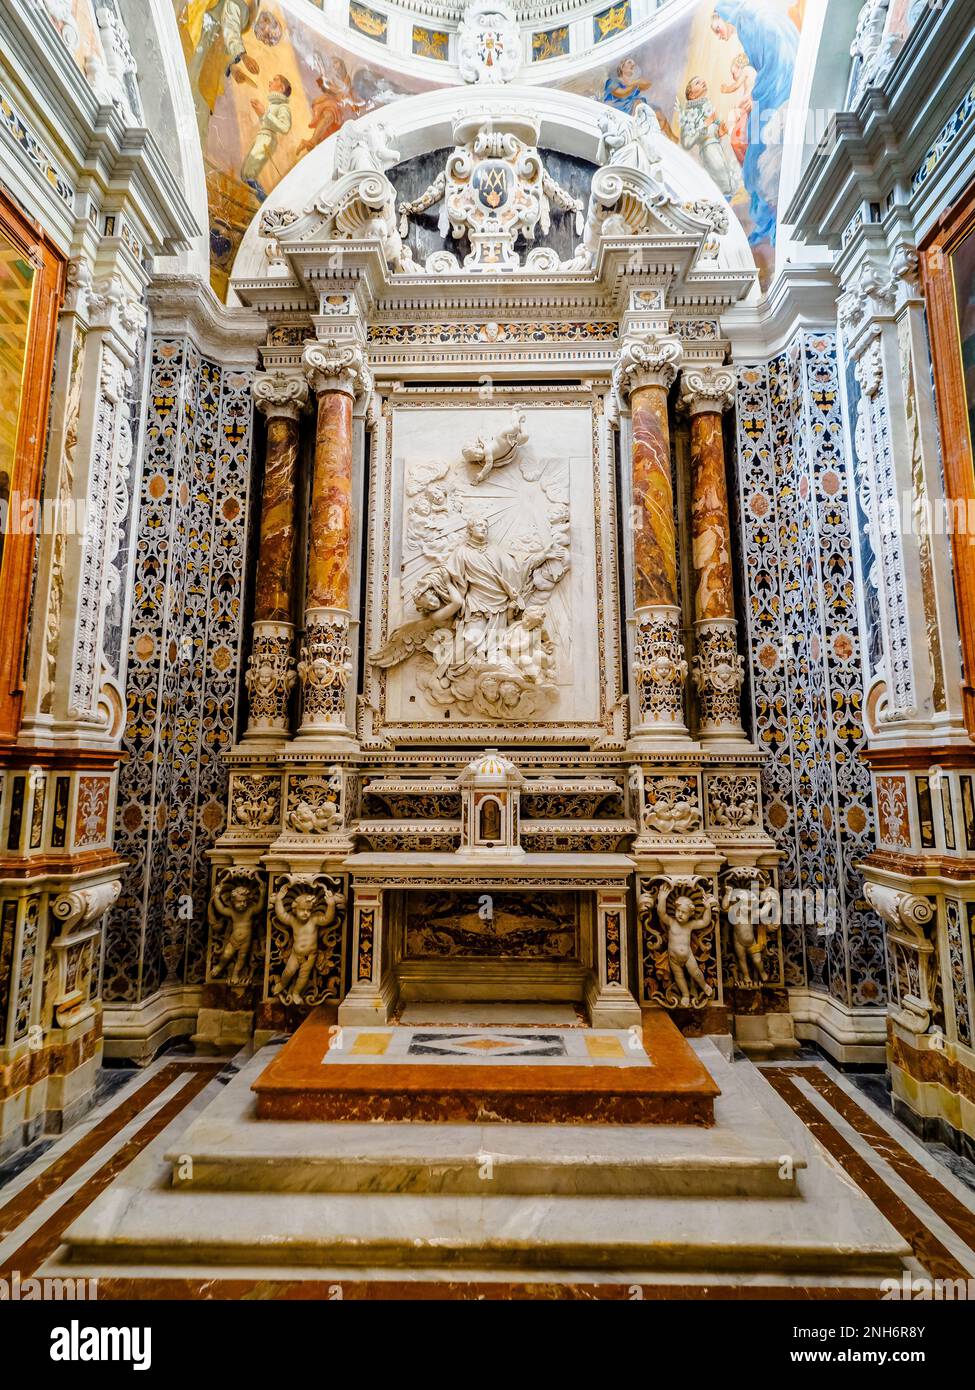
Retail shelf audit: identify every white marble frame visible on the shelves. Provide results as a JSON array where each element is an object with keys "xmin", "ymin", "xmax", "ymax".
[{"xmin": 359, "ymin": 384, "xmax": 625, "ymax": 748}]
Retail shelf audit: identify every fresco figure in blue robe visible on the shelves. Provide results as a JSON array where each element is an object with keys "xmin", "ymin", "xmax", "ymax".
[
  {"xmin": 711, "ymin": 1, "xmax": 799, "ymax": 245},
  {"xmin": 602, "ymin": 57, "xmax": 675, "ymax": 141}
]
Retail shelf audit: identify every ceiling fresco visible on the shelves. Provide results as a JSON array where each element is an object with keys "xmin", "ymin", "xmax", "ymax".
[{"xmin": 174, "ymin": 0, "xmax": 807, "ymax": 298}]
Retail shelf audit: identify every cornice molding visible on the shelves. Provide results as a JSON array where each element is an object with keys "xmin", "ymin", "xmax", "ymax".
[
  {"xmin": 787, "ymin": 0, "xmax": 975, "ymax": 246},
  {"xmin": 721, "ymin": 264, "xmax": 840, "ymax": 362},
  {"xmin": 147, "ymin": 274, "xmax": 265, "ymax": 364}
]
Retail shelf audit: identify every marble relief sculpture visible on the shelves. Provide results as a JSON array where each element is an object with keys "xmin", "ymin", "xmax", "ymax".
[
  {"xmin": 639, "ymin": 876, "xmax": 717, "ymax": 1008},
  {"xmin": 462, "ymin": 411, "xmax": 529, "ymax": 483},
  {"xmin": 270, "ymin": 875, "xmax": 346, "ymax": 1005},
  {"xmin": 371, "ymin": 413, "xmax": 572, "ymax": 723},
  {"xmin": 371, "ymin": 516, "xmax": 563, "ymax": 720},
  {"xmin": 208, "ymin": 868, "xmax": 266, "ymax": 985}
]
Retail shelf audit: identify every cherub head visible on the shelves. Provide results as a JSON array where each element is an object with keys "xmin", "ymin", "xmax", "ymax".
[
  {"xmin": 522, "ymin": 606, "xmax": 545, "ymax": 632},
  {"xmin": 229, "ymin": 884, "xmax": 256, "ymax": 913},
  {"xmin": 672, "ymin": 894, "xmax": 696, "ymax": 924},
  {"xmin": 292, "ymin": 891, "xmax": 318, "ymax": 922},
  {"xmin": 686, "ymin": 76, "xmax": 709, "ymax": 102},
  {"xmin": 480, "ymin": 674, "xmax": 500, "ymax": 702},
  {"xmin": 498, "ymin": 679, "xmax": 521, "ymax": 708}
]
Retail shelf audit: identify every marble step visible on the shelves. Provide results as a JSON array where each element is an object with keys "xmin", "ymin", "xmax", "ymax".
[
  {"xmin": 60, "ymin": 1043, "xmax": 911, "ymax": 1279},
  {"xmin": 61, "ymin": 1186, "xmax": 906, "ymax": 1276},
  {"xmin": 162, "ymin": 1051, "xmax": 802, "ymax": 1198}
]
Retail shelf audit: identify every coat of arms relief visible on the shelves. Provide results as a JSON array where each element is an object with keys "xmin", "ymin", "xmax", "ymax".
[
  {"xmin": 397, "ymin": 111, "xmax": 584, "ymax": 273},
  {"xmin": 370, "ymin": 409, "xmax": 575, "ymax": 724}
]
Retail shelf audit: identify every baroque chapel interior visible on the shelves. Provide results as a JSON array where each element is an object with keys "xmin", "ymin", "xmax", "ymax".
[{"xmin": 2, "ymin": 0, "xmax": 975, "ymax": 1329}]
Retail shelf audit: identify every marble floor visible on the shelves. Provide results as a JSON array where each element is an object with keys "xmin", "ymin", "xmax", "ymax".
[{"xmin": 1, "ymin": 1042, "xmax": 974, "ymax": 1298}]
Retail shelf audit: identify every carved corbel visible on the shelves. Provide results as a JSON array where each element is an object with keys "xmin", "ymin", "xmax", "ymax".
[
  {"xmin": 48, "ymin": 880, "xmax": 121, "ymax": 1027},
  {"xmin": 864, "ymin": 882, "xmax": 936, "ymax": 1033}
]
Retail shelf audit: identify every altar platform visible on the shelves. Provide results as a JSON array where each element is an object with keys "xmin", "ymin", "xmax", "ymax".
[{"xmin": 250, "ymin": 1007, "xmax": 719, "ymax": 1125}]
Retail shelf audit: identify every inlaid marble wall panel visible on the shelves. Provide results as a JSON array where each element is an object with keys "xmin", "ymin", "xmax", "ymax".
[
  {"xmin": 735, "ymin": 331, "xmax": 883, "ymax": 1008},
  {"xmin": 103, "ymin": 337, "xmax": 253, "ymax": 1003}
]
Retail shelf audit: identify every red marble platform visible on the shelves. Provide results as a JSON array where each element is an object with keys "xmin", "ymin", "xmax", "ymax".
[{"xmin": 251, "ymin": 1009, "xmax": 719, "ymax": 1125}]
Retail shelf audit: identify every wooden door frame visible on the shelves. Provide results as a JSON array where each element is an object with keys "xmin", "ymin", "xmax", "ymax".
[
  {"xmin": 921, "ymin": 181, "xmax": 975, "ymax": 739},
  {"xmin": 0, "ymin": 187, "xmax": 64, "ymax": 748}
]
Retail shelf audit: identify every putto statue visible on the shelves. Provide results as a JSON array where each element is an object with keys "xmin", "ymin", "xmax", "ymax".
[
  {"xmin": 457, "ymin": 0, "xmax": 522, "ymax": 85},
  {"xmin": 370, "ymin": 513, "xmax": 565, "ymax": 721},
  {"xmin": 397, "ymin": 111, "xmax": 583, "ymax": 273},
  {"xmin": 462, "ymin": 410, "xmax": 529, "ymax": 483},
  {"xmin": 639, "ymin": 876, "xmax": 717, "ymax": 1009},
  {"xmin": 259, "ymin": 115, "xmax": 421, "ymax": 274},
  {"xmin": 598, "ymin": 105, "xmax": 662, "ymax": 175},
  {"xmin": 721, "ymin": 867, "xmax": 781, "ymax": 986},
  {"xmin": 270, "ymin": 875, "xmax": 346, "ymax": 1006},
  {"xmin": 208, "ymin": 867, "xmax": 265, "ymax": 985}
]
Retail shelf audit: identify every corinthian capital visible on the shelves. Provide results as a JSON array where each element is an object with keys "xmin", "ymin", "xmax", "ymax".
[
  {"xmin": 252, "ymin": 370, "xmax": 310, "ymax": 420},
  {"xmin": 613, "ymin": 333, "xmax": 683, "ymax": 399},
  {"xmin": 302, "ymin": 340, "xmax": 372, "ymax": 400},
  {"xmin": 679, "ymin": 365, "xmax": 737, "ymax": 417}
]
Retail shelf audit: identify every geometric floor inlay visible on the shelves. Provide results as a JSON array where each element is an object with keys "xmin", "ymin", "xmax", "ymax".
[{"xmin": 320, "ymin": 1025, "xmax": 652, "ymax": 1068}]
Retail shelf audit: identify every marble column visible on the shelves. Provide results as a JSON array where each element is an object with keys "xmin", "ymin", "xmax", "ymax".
[
  {"xmin": 297, "ymin": 341, "xmax": 370, "ymax": 744},
  {"xmin": 615, "ymin": 333, "xmax": 689, "ymax": 744},
  {"xmin": 680, "ymin": 366, "xmax": 746, "ymax": 742},
  {"xmin": 245, "ymin": 372, "xmax": 309, "ymax": 739}
]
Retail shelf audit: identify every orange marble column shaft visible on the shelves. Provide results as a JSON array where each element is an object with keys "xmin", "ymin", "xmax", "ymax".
[
  {"xmin": 254, "ymin": 413, "xmax": 301, "ymax": 623},
  {"xmin": 245, "ymin": 372, "xmax": 309, "ymax": 738},
  {"xmin": 297, "ymin": 340, "xmax": 369, "ymax": 743},
  {"xmin": 689, "ymin": 409, "xmax": 735, "ymax": 623},
  {"xmin": 680, "ymin": 365, "xmax": 744, "ymax": 740},
  {"xmin": 631, "ymin": 382, "xmax": 678, "ymax": 609},
  {"xmin": 307, "ymin": 389, "xmax": 354, "ymax": 612},
  {"xmin": 616, "ymin": 333, "xmax": 687, "ymax": 744}
]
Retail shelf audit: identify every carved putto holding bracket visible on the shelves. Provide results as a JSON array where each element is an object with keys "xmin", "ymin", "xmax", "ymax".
[
  {"xmin": 208, "ymin": 867, "xmax": 266, "ymax": 985},
  {"xmin": 639, "ymin": 876, "xmax": 717, "ymax": 1008},
  {"xmin": 270, "ymin": 874, "xmax": 346, "ymax": 1006},
  {"xmin": 397, "ymin": 111, "xmax": 583, "ymax": 273},
  {"xmin": 720, "ymin": 867, "xmax": 780, "ymax": 987}
]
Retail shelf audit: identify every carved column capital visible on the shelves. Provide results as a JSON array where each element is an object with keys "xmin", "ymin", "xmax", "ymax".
[
  {"xmin": 302, "ymin": 340, "xmax": 372, "ymax": 400},
  {"xmin": 614, "ymin": 332, "xmax": 683, "ymax": 399},
  {"xmin": 252, "ymin": 370, "xmax": 310, "ymax": 421},
  {"xmin": 679, "ymin": 366, "xmax": 737, "ymax": 417}
]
